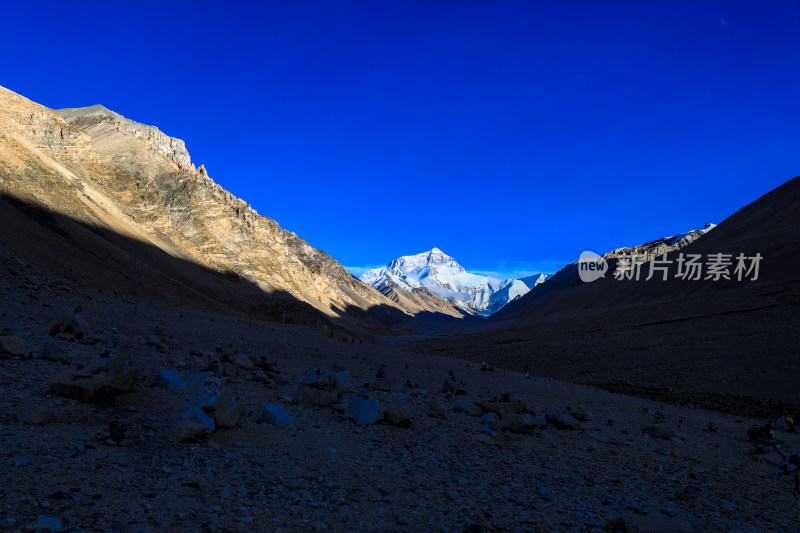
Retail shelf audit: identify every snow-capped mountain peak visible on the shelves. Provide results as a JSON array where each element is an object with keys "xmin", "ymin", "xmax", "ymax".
[{"xmin": 360, "ymin": 248, "xmax": 532, "ymax": 316}]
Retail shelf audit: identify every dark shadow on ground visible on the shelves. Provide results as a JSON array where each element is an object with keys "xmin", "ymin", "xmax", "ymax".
[{"xmin": 0, "ymin": 194, "xmax": 356, "ymax": 332}]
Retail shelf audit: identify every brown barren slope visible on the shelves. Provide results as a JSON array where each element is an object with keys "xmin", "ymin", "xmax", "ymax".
[{"xmin": 0, "ymin": 85, "xmax": 409, "ymax": 333}]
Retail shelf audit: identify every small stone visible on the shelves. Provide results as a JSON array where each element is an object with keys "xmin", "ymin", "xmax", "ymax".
[
  {"xmin": 156, "ymin": 369, "xmax": 187, "ymax": 393},
  {"xmin": 455, "ymin": 401, "xmax": 483, "ymax": 417},
  {"xmin": 262, "ymin": 405, "xmax": 295, "ymax": 428},
  {"xmin": 346, "ymin": 395, "xmax": 379, "ymax": 425}
]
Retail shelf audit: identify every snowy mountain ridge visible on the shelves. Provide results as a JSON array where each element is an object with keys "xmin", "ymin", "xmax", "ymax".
[{"xmin": 360, "ymin": 248, "xmax": 540, "ymax": 316}]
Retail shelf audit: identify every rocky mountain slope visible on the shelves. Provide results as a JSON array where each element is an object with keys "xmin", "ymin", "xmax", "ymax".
[
  {"xmin": 361, "ymin": 248, "xmax": 531, "ymax": 316},
  {"xmin": 0, "ymin": 85, "xmax": 407, "ymax": 330}
]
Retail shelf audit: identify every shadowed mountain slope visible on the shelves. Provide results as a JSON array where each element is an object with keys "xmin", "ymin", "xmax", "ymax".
[{"xmin": 409, "ymin": 176, "xmax": 800, "ymax": 412}]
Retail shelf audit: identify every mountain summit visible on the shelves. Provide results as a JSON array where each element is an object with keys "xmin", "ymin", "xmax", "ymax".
[{"xmin": 361, "ymin": 248, "xmax": 532, "ymax": 316}]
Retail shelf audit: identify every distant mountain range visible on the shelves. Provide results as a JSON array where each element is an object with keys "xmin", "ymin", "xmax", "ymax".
[{"xmin": 360, "ymin": 248, "xmax": 546, "ymax": 316}]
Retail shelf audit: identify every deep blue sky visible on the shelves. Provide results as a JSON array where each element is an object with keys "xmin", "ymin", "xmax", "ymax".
[{"xmin": 3, "ymin": 1, "xmax": 799, "ymax": 277}]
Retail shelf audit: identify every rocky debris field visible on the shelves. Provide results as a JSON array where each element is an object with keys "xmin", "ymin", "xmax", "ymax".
[{"xmin": 2, "ymin": 255, "xmax": 800, "ymax": 532}]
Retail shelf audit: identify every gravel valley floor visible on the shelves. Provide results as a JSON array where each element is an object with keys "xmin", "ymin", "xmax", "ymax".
[{"xmin": 2, "ymin": 258, "xmax": 800, "ymax": 532}]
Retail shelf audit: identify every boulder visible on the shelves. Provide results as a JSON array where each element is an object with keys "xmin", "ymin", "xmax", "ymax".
[
  {"xmin": 0, "ymin": 335, "xmax": 26, "ymax": 356},
  {"xmin": 177, "ymin": 406, "xmax": 215, "ymax": 441},
  {"xmin": 442, "ymin": 379, "xmax": 466, "ymax": 395},
  {"xmin": 144, "ymin": 336, "xmax": 166, "ymax": 352},
  {"xmin": 754, "ymin": 451, "xmax": 786, "ymax": 465},
  {"xmin": 330, "ymin": 400, "xmax": 348, "ymax": 413},
  {"xmin": 473, "ymin": 431, "xmax": 507, "ymax": 448},
  {"xmin": 545, "ymin": 406, "xmax": 579, "ymax": 430},
  {"xmin": 63, "ymin": 314, "xmax": 90, "ymax": 339},
  {"xmin": 186, "ymin": 371, "xmax": 213, "ymax": 393},
  {"xmin": 428, "ymin": 398, "xmax": 448, "ymax": 419},
  {"xmin": 580, "ymin": 420, "xmax": 604, "ymax": 432},
  {"xmin": 383, "ymin": 395, "xmax": 412, "ymax": 427},
  {"xmin": 49, "ymin": 358, "xmax": 137, "ymax": 405},
  {"xmin": 330, "ymin": 369, "xmax": 351, "ymax": 392},
  {"xmin": 39, "ymin": 338, "xmax": 70, "ymax": 363},
  {"xmin": 641, "ymin": 424, "xmax": 678, "ymax": 440},
  {"xmin": 50, "ymin": 368, "xmax": 107, "ymax": 403},
  {"xmin": 346, "ymin": 395, "xmax": 379, "ymax": 425},
  {"xmin": 481, "ymin": 412, "xmax": 500, "ymax": 428},
  {"xmin": 263, "ymin": 405, "xmax": 295, "ymax": 428},
  {"xmin": 108, "ymin": 366, "xmax": 138, "ymax": 393},
  {"xmin": 187, "ymin": 354, "xmax": 209, "ymax": 372},
  {"xmin": 502, "ymin": 413, "xmax": 546, "ymax": 433},
  {"xmin": 302, "ymin": 369, "xmax": 329, "ymax": 389},
  {"xmin": 232, "ymin": 353, "xmax": 254, "ymax": 370},
  {"xmin": 775, "ymin": 415, "xmax": 795, "ymax": 432},
  {"xmin": 15, "ymin": 398, "xmax": 49, "ymax": 425},
  {"xmin": 477, "ymin": 399, "xmax": 532, "ymax": 419},
  {"xmin": 455, "ymin": 401, "xmax": 483, "ymax": 417},
  {"xmin": 156, "ymin": 369, "xmax": 188, "ymax": 394},
  {"xmin": 372, "ymin": 378, "xmax": 395, "ymax": 393},
  {"xmin": 210, "ymin": 388, "xmax": 244, "ymax": 428},
  {"xmin": 222, "ymin": 362, "xmax": 240, "ymax": 378},
  {"xmin": 294, "ymin": 386, "xmax": 337, "ymax": 408},
  {"xmin": 571, "ymin": 409, "xmax": 594, "ymax": 422}
]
